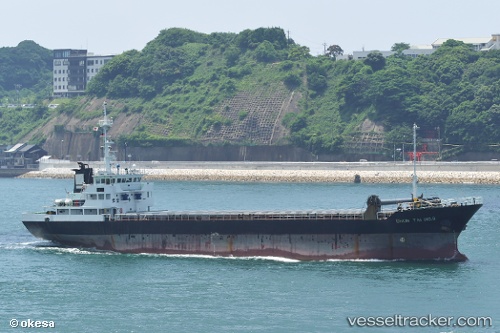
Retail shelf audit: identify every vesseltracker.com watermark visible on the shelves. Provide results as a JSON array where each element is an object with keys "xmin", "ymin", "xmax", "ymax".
[{"xmin": 347, "ymin": 314, "xmax": 493, "ymax": 329}]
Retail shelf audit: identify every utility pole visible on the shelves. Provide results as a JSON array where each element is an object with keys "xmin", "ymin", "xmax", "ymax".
[{"xmin": 435, "ymin": 126, "xmax": 441, "ymax": 160}]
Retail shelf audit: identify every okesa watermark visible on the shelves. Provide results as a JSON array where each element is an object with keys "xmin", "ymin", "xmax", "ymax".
[
  {"xmin": 347, "ymin": 314, "xmax": 492, "ymax": 328},
  {"xmin": 9, "ymin": 318, "xmax": 55, "ymax": 329}
]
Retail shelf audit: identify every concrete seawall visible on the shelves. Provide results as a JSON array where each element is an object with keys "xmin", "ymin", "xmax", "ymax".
[{"xmin": 19, "ymin": 161, "xmax": 500, "ymax": 184}]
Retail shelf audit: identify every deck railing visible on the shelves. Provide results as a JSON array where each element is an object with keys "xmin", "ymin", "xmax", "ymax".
[{"xmin": 116, "ymin": 210, "xmax": 367, "ymax": 222}]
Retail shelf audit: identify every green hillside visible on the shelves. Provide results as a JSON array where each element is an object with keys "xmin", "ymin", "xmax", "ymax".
[
  {"xmin": 0, "ymin": 40, "xmax": 52, "ymax": 101},
  {"xmin": 1, "ymin": 28, "xmax": 500, "ymax": 159}
]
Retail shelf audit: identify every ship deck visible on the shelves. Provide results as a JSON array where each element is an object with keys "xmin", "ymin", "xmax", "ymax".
[
  {"xmin": 115, "ymin": 208, "xmax": 391, "ymax": 222},
  {"xmin": 113, "ymin": 196, "xmax": 481, "ymax": 223}
]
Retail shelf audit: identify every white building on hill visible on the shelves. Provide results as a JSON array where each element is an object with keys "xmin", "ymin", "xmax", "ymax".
[
  {"xmin": 53, "ymin": 49, "xmax": 115, "ymax": 97},
  {"xmin": 432, "ymin": 34, "xmax": 500, "ymax": 51},
  {"xmin": 352, "ymin": 33, "xmax": 500, "ymax": 60}
]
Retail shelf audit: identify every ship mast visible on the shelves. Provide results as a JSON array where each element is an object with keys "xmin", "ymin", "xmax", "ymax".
[
  {"xmin": 412, "ymin": 123, "xmax": 419, "ymax": 199},
  {"xmin": 99, "ymin": 101, "xmax": 113, "ymax": 174}
]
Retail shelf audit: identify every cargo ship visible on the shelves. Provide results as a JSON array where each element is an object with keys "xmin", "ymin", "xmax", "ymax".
[{"xmin": 22, "ymin": 103, "xmax": 482, "ymax": 261}]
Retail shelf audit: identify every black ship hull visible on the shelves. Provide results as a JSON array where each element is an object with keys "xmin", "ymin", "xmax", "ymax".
[{"xmin": 23, "ymin": 203, "xmax": 481, "ymax": 261}]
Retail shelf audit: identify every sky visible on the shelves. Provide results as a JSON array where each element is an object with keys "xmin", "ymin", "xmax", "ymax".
[{"xmin": 2, "ymin": 0, "xmax": 500, "ymax": 56}]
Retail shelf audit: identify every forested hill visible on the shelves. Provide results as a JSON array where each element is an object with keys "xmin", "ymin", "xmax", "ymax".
[
  {"xmin": 1, "ymin": 28, "xmax": 500, "ymax": 159},
  {"xmin": 0, "ymin": 40, "xmax": 52, "ymax": 96}
]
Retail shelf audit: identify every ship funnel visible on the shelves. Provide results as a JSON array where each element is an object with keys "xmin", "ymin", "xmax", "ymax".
[{"xmin": 72, "ymin": 162, "xmax": 93, "ymax": 193}]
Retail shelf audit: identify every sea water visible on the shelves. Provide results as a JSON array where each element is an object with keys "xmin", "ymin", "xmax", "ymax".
[{"xmin": 0, "ymin": 178, "xmax": 498, "ymax": 333}]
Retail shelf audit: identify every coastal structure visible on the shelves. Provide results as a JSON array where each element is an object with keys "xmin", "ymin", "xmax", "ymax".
[
  {"xmin": 0, "ymin": 143, "xmax": 46, "ymax": 177},
  {"xmin": 53, "ymin": 49, "xmax": 114, "ymax": 97},
  {"xmin": 0, "ymin": 143, "xmax": 46, "ymax": 168}
]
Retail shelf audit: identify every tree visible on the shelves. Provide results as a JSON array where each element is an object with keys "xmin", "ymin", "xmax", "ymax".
[
  {"xmin": 288, "ymin": 45, "xmax": 311, "ymax": 60},
  {"xmin": 0, "ymin": 40, "xmax": 52, "ymax": 92},
  {"xmin": 367, "ymin": 66, "xmax": 418, "ymax": 124},
  {"xmin": 255, "ymin": 41, "xmax": 277, "ymax": 62},
  {"xmin": 441, "ymin": 39, "xmax": 466, "ymax": 48},
  {"xmin": 364, "ymin": 51, "xmax": 386, "ymax": 71},
  {"xmin": 224, "ymin": 46, "xmax": 240, "ymax": 66},
  {"xmin": 326, "ymin": 45, "xmax": 344, "ymax": 60},
  {"xmin": 236, "ymin": 27, "xmax": 287, "ymax": 50},
  {"xmin": 308, "ymin": 73, "xmax": 327, "ymax": 93},
  {"xmin": 283, "ymin": 72, "xmax": 302, "ymax": 89},
  {"xmin": 152, "ymin": 28, "xmax": 207, "ymax": 48},
  {"xmin": 391, "ymin": 42, "xmax": 410, "ymax": 53}
]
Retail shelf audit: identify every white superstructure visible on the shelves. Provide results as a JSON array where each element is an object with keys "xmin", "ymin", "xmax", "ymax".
[{"xmin": 23, "ymin": 102, "xmax": 154, "ymax": 222}]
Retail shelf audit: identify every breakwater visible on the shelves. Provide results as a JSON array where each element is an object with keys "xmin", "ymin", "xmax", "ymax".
[{"xmin": 19, "ymin": 161, "xmax": 500, "ymax": 184}]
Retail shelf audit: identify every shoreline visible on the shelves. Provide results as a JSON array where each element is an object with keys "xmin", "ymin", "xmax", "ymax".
[{"xmin": 19, "ymin": 167, "xmax": 500, "ymax": 184}]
